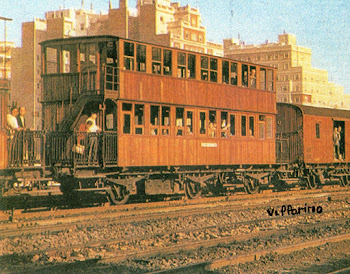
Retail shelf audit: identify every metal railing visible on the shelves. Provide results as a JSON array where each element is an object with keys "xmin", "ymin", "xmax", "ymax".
[
  {"xmin": 8, "ymin": 130, "xmax": 45, "ymax": 167},
  {"xmin": 46, "ymin": 131, "xmax": 118, "ymax": 167}
]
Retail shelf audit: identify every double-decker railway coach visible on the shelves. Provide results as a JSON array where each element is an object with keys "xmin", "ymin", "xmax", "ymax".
[
  {"xmin": 1, "ymin": 35, "xmax": 349, "ymax": 206},
  {"xmin": 39, "ymin": 35, "xmax": 276, "ymax": 203}
]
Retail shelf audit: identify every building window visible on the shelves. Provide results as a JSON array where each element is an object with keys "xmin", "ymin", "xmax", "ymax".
[{"xmin": 241, "ymin": 115, "xmax": 247, "ymax": 136}]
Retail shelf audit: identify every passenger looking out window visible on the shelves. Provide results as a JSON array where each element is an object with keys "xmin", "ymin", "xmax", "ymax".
[
  {"xmin": 250, "ymin": 67, "xmax": 256, "ymax": 88},
  {"xmin": 161, "ymin": 106, "xmax": 170, "ymax": 136},
  {"xmin": 209, "ymin": 111, "xmax": 217, "ymax": 138},
  {"xmin": 176, "ymin": 108, "xmax": 184, "ymax": 136},
  {"xmin": 221, "ymin": 112, "xmax": 230, "ymax": 138},
  {"xmin": 152, "ymin": 47, "xmax": 162, "ymax": 74},
  {"xmin": 249, "ymin": 117, "xmax": 255, "ymax": 137},
  {"xmin": 186, "ymin": 111, "xmax": 193, "ymax": 135},
  {"xmin": 150, "ymin": 105, "xmax": 160, "ymax": 135},
  {"xmin": 242, "ymin": 65, "xmax": 248, "ymax": 87}
]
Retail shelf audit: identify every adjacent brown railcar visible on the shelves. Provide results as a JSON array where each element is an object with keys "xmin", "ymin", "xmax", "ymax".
[{"xmin": 276, "ymin": 103, "xmax": 350, "ymax": 188}]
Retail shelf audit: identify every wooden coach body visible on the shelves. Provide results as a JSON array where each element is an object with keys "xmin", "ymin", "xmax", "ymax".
[
  {"xmin": 41, "ymin": 36, "xmax": 277, "ymax": 169},
  {"xmin": 277, "ymin": 103, "xmax": 350, "ymax": 164}
]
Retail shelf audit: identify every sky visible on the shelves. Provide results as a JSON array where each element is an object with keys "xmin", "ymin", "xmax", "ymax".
[{"xmin": 1, "ymin": 0, "xmax": 350, "ymax": 93}]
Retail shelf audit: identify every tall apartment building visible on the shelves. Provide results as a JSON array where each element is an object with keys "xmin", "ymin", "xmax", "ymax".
[
  {"xmin": 11, "ymin": 0, "xmax": 222, "ymax": 129},
  {"xmin": 224, "ymin": 33, "xmax": 349, "ymax": 109},
  {"xmin": 0, "ymin": 41, "xmax": 14, "ymax": 80}
]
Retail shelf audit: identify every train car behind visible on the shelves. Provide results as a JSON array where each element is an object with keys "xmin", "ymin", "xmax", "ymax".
[{"xmin": 277, "ymin": 103, "xmax": 350, "ymax": 165}]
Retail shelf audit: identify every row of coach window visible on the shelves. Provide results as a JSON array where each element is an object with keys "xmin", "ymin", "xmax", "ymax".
[
  {"xmin": 116, "ymin": 102, "xmax": 274, "ymax": 139},
  {"xmin": 123, "ymin": 42, "xmax": 274, "ymax": 91}
]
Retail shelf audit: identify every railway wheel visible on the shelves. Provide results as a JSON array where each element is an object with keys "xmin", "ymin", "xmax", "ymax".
[
  {"xmin": 185, "ymin": 180, "xmax": 202, "ymax": 199},
  {"xmin": 340, "ymin": 175, "xmax": 350, "ymax": 187},
  {"xmin": 306, "ymin": 174, "xmax": 318, "ymax": 189},
  {"xmin": 107, "ymin": 184, "xmax": 130, "ymax": 205},
  {"xmin": 243, "ymin": 177, "xmax": 260, "ymax": 194}
]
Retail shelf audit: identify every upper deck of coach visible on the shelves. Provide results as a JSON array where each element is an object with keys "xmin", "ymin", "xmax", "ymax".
[{"xmin": 40, "ymin": 35, "xmax": 276, "ymax": 97}]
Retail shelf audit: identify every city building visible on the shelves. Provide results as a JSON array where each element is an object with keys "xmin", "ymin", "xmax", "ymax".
[
  {"xmin": 0, "ymin": 41, "xmax": 14, "ymax": 80},
  {"xmin": 224, "ymin": 33, "xmax": 350, "ymax": 109},
  {"xmin": 11, "ymin": 0, "xmax": 222, "ymax": 129}
]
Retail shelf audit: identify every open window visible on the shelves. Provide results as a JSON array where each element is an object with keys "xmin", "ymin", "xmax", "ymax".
[
  {"xmin": 161, "ymin": 106, "xmax": 170, "ymax": 136},
  {"xmin": 333, "ymin": 120, "xmax": 345, "ymax": 161},
  {"xmin": 150, "ymin": 105, "xmax": 160, "ymax": 135},
  {"xmin": 177, "ymin": 52, "xmax": 186, "ymax": 78},
  {"xmin": 124, "ymin": 42, "xmax": 134, "ymax": 71}
]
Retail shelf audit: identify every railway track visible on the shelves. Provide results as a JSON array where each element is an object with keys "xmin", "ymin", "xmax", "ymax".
[
  {"xmin": 1, "ymin": 187, "xmax": 349, "ymax": 239},
  {"xmin": 1, "ymin": 187, "xmax": 350, "ymax": 272}
]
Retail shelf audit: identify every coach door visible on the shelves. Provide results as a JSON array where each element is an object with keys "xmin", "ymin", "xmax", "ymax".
[
  {"xmin": 333, "ymin": 121, "xmax": 345, "ymax": 161},
  {"xmin": 104, "ymin": 100, "xmax": 118, "ymax": 166}
]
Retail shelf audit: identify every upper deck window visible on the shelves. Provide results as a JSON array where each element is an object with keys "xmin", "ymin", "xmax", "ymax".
[
  {"xmin": 250, "ymin": 66, "xmax": 256, "ymax": 88},
  {"xmin": 152, "ymin": 47, "xmax": 162, "ymax": 74},
  {"xmin": 222, "ymin": 60, "xmax": 229, "ymax": 84},
  {"xmin": 210, "ymin": 58, "xmax": 217, "ymax": 83},
  {"xmin": 105, "ymin": 41, "xmax": 118, "ymax": 65},
  {"xmin": 230, "ymin": 62, "xmax": 238, "ymax": 86},
  {"xmin": 260, "ymin": 68, "xmax": 266, "ymax": 90},
  {"xmin": 201, "ymin": 56, "xmax": 208, "ymax": 81},
  {"xmin": 177, "ymin": 52, "xmax": 186, "ymax": 78},
  {"xmin": 124, "ymin": 42, "xmax": 134, "ymax": 70},
  {"xmin": 136, "ymin": 44, "xmax": 146, "ymax": 72},
  {"xmin": 163, "ymin": 50, "xmax": 172, "ymax": 76},
  {"xmin": 242, "ymin": 64, "xmax": 248, "ymax": 87},
  {"xmin": 46, "ymin": 47, "xmax": 58, "ymax": 74},
  {"xmin": 267, "ymin": 70, "xmax": 274, "ymax": 91},
  {"xmin": 188, "ymin": 54, "xmax": 196, "ymax": 79}
]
